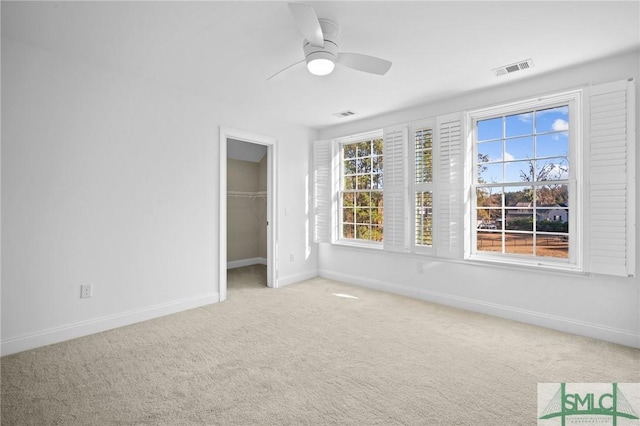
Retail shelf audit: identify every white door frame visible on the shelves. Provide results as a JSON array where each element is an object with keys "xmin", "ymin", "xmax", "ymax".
[{"xmin": 219, "ymin": 127, "xmax": 278, "ymax": 301}]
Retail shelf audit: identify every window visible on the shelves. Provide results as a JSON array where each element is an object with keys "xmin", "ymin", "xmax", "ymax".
[
  {"xmin": 469, "ymin": 92, "xmax": 580, "ymax": 267},
  {"xmin": 413, "ymin": 126, "xmax": 434, "ymax": 248},
  {"xmin": 339, "ymin": 135, "xmax": 384, "ymax": 243}
]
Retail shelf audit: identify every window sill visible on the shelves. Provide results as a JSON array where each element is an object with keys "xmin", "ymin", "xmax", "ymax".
[
  {"xmin": 323, "ymin": 242, "xmax": 589, "ymax": 276},
  {"xmin": 466, "ymin": 254, "xmax": 585, "ymax": 276},
  {"xmin": 332, "ymin": 240, "xmax": 384, "ymax": 251}
]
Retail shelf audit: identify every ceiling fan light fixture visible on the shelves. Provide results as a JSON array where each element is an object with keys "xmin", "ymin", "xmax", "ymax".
[
  {"xmin": 304, "ymin": 42, "xmax": 338, "ymax": 76},
  {"xmin": 307, "ymin": 57, "xmax": 335, "ymax": 76}
]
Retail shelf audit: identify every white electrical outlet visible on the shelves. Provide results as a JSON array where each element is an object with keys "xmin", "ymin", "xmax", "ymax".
[
  {"xmin": 417, "ymin": 262, "xmax": 424, "ymax": 274},
  {"xmin": 289, "ymin": 252, "xmax": 294, "ymax": 262},
  {"xmin": 80, "ymin": 284, "xmax": 92, "ymax": 299}
]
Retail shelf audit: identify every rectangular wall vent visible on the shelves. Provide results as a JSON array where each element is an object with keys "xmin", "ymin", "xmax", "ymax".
[
  {"xmin": 493, "ymin": 58, "xmax": 534, "ymax": 77},
  {"xmin": 332, "ymin": 110, "xmax": 356, "ymax": 118}
]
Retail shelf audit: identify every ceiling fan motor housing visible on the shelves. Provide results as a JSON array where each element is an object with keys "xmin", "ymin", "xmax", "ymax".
[
  {"xmin": 303, "ymin": 19, "xmax": 340, "ymax": 65},
  {"xmin": 303, "ymin": 37, "xmax": 338, "ymax": 64}
]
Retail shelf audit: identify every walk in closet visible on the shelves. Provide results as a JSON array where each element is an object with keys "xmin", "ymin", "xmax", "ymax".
[{"xmin": 226, "ymin": 140, "xmax": 268, "ymax": 276}]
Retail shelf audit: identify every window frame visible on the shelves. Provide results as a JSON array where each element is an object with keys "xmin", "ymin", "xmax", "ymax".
[
  {"xmin": 466, "ymin": 90, "xmax": 583, "ymax": 271},
  {"xmin": 334, "ymin": 130, "xmax": 385, "ymax": 248}
]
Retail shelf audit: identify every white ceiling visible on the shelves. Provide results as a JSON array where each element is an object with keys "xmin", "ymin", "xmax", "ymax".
[{"xmin": 3, "ymin": 1, "xmax": 639, "ymax": 130}]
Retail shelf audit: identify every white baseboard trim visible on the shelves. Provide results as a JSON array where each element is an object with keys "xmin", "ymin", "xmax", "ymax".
[
  {"xmin": 319, "ymin": 269, "xmax": 640, "ymax": 349},
  {"xmin": 277, "ymin": 270, "xmax": 319, "ymax": 288},
  {"xmin": 227, "ymin": 257, "xmax": 267, "ymax": 269},
  {"xmin": 1, "ymin": 292, "xmax": 220, "ymax": 356}
]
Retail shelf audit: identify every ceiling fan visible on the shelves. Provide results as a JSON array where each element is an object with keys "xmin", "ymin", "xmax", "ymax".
[{"xmin": 268, "ymin": 3, "xmax": 392, "ymax": 80}]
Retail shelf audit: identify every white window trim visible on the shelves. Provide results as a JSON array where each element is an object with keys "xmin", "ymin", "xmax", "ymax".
[
  {"xmin": 465, "ymin": 90, "xmax": 583, "ymax": 272},
  {"xmin": 333, "ymin": 130, "xmax": 384, "ymax": 249}
]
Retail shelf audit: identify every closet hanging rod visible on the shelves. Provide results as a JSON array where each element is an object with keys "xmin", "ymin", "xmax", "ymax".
[{"xmin": 227, "ymin": 191, "xmax": 267, "ymax": 198}]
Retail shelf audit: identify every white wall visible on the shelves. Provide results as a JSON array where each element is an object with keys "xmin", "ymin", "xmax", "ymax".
[
  {"xmin": 1, "ymin": 38, "xmax": 318, "ymax": 355},
  {"xmin": 317, "ymin": 50, "xmax": 640, "ymax": 348}
]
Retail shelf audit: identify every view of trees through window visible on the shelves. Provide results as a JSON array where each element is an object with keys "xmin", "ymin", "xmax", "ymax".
[
  {"xmin": 341, "ymin": 138, "xmax": 383, "ymax": 242},
  {"xmin": 415, "ymin": 127, "xmax": 433, "ymax": 246},
  {"xmin": 475, "ymin": 105, "xmax": 570, "ymax": 258}
]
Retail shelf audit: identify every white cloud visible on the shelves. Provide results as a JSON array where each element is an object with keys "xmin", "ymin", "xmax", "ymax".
[
  {"xmin": 503, "ymin": 151, "xmax": 515, "ymax": 161},
  {"xmin": 552, "ymin": 118, "xmax": 569, "ymax": 132},
  {"xmin": 518, "ymin": 113, "xmax": 532, "ymax": 123}
]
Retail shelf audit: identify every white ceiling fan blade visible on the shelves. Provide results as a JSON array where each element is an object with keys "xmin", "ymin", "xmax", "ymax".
[
  {"xmin": 288, "ymin": 3, "xmax": 324, "ymax": 47},
  {"xmin": 267, "ymin": 59, "xmax": 305, "ymax": 81},
  {"xmin": 337, "ymin": 52, "xmax": 392, "ymax": 75}
]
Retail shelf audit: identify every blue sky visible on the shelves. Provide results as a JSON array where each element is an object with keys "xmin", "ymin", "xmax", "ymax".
[{"xmin": 477, "ymin": 106, "xmax": 569, "ymax": 183}]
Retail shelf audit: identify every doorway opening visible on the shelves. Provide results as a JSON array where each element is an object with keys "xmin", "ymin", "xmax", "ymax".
[{"xmin": 219, "ymin": 128, "xmax": 277, "ymax": 301}]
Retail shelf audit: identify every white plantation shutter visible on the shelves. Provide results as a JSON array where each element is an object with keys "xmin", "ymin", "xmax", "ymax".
[
  {"xmin": 586, "ymin": 79, "xmax": 636, "ymax": 276},
  {"xmin": 383, "ymin": 126, "xmax": 409, "ymax": 252},
  {"xmin": 435, "ymin": 113, "xmax": 464, "ymax": 259},
  {"xmin": 313, "ymin": 140, "xmax": 332, "ymax": 243}
]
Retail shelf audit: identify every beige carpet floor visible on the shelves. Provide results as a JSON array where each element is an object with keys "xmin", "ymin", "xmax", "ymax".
[{"xmin": 2, "ymin": 266, "xmax": 639, "ymax": 425}]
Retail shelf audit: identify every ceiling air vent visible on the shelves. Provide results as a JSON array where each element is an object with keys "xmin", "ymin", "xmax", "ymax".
[
  {"xmin": 493, "ymin": 58, "xmax": 534, "ymax": 77},
  {"xmin": 332, "ymin": 110, "xmax": 356, "ymax": 118}
]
